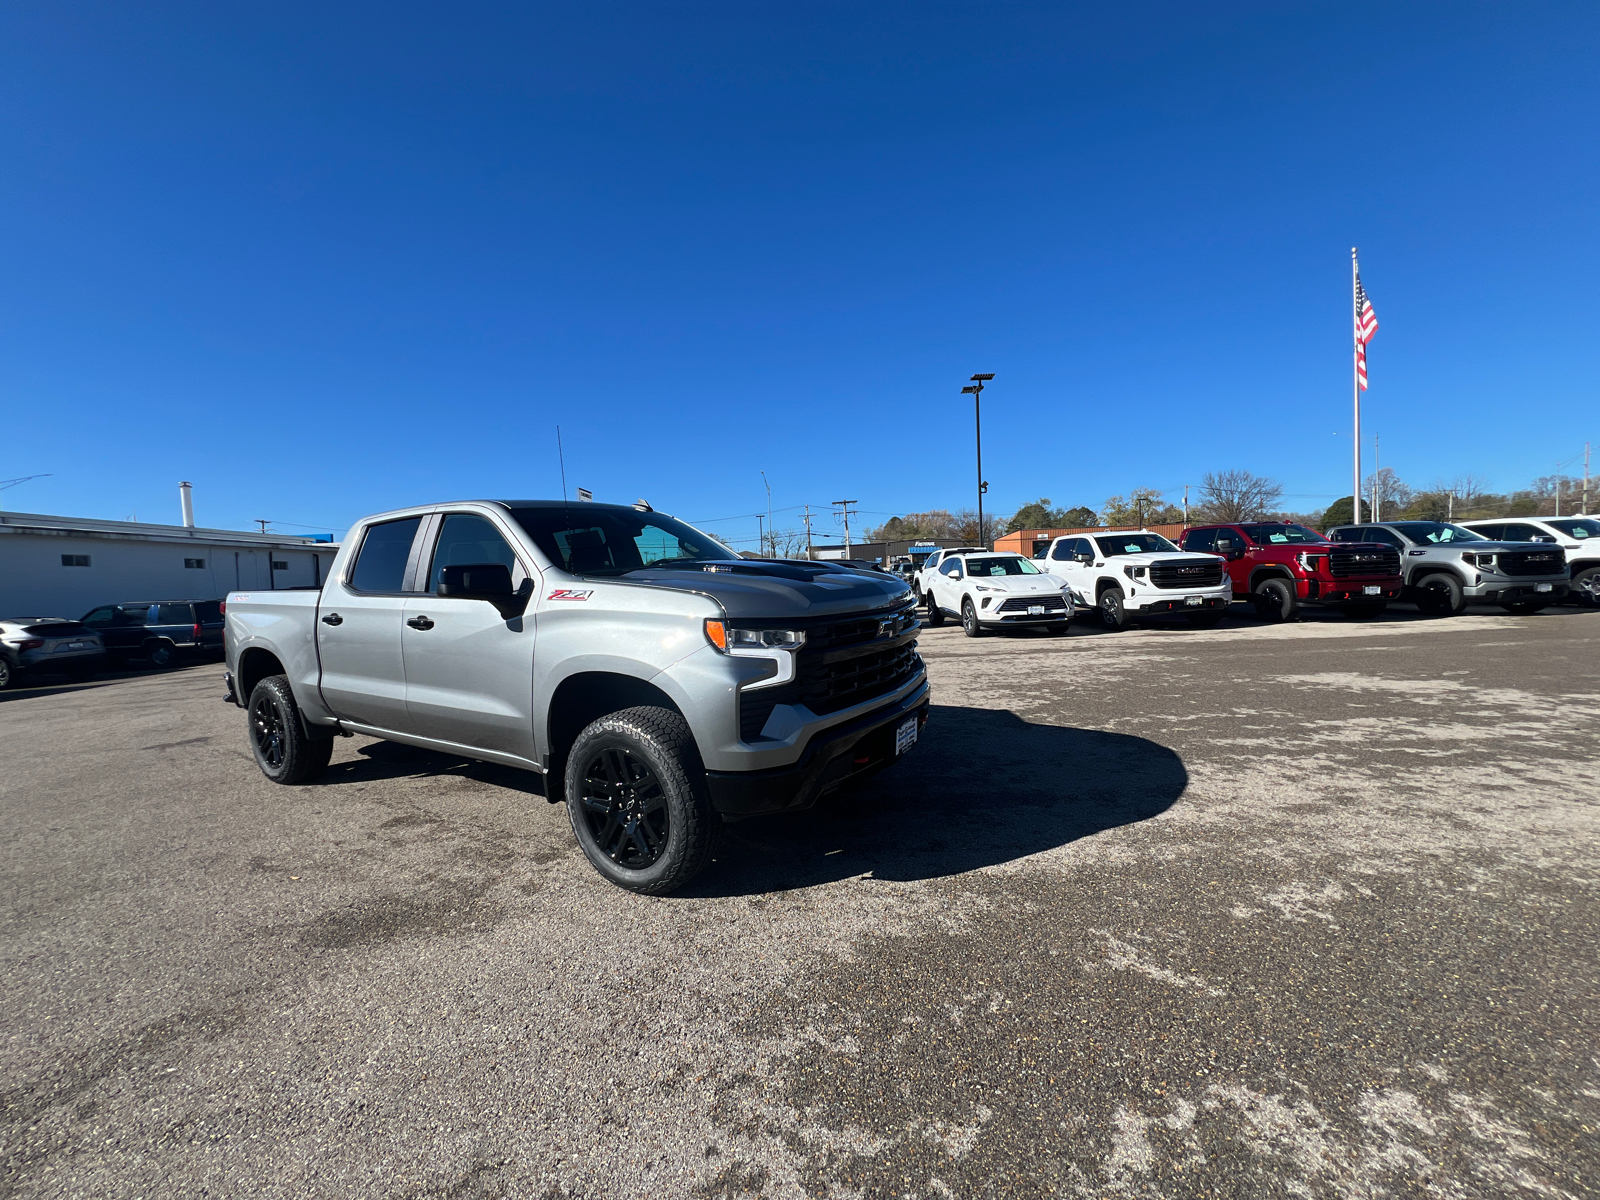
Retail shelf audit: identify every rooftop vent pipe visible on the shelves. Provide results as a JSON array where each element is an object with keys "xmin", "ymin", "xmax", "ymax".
[{"xmin": 179, "ymin": 481, "xmax": 195, "ymax": 528}]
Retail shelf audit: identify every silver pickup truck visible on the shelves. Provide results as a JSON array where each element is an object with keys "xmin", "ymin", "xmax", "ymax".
[{"xmin": 224, "ymin": 500, "xmax": 929, "ymax": 894}]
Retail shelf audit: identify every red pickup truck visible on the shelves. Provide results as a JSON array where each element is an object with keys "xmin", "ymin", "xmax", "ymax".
[{"xmin": 1179, "ymin": 521, "xmax": 1403, "ymax": 621}]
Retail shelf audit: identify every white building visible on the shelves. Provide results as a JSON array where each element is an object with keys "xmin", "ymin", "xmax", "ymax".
[{"xmin": 0, "ymin": 509, "xmax": 339, "ymax": 619}]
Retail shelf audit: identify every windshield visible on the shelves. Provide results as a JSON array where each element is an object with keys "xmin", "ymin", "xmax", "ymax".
[
  {"xmin": 1240, "ymin": 523, "xmax": 1329, "ymax": 546},
  {"xmin": 1548, "ymin": 519, "xmax": 1600, "ymax": 539},
  {"xmin": 1391, "ymin": 522, "xmax": 1485, "ymax": 545},
  {"xmin": 508, "ymin": 507, "xmax": 740, "ymax": 575},
  {"xmin": 1095, "ymin": 533, "xmax": 1179, "ymax": 556},
  {"xmin": 964, "ymin": 556, "xmax": 1042, "ymax": 576}
]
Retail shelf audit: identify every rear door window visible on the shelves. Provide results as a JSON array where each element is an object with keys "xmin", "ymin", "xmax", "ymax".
[
  {"xmin": 194, "ymin": 601, "xmax": 223, "ymax": 623},
  {"xmin": 156, "ymin": 604, "xmax": 193, "ymax": 624},
  {"xmin": 118, "ymin": 605, "xmax": 154, "ymax": 626},
  {"xmin": 1471, "ymin": 524, "xmax": 1505, "ymax": 540},
  {"xmin": 349, "ymin": 517, "xmax": 424, "ymax": 593}
]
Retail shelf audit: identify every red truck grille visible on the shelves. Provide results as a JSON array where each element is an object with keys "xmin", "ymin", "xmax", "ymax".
[{"xmin": 1328, "ymin": 547, "xmax": 1401, "ymax": 577}]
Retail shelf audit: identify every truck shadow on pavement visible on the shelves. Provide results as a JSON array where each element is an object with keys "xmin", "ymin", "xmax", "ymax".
[{"xmin": 686, "ymin": 704, "xmax": 1187, "ymax": 897}]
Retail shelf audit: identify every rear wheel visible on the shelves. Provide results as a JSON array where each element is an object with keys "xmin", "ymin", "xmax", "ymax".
[
  {"xmin": 960, "ymin": 598, "xmax": 984, "ymax": 638},
  {"xmin": 1098, "ymin": 586, "xmax": 1129, "ymax": 630},
  {"xmin": 1415, "ymin": 572, "xmax": 1466, "ymax": 616},
  {"xmin": 247, "ymin": 675, "xmax": 333, "ymax": 784},
  {"xmin": 146, "ymin": 640, "xmax": 176, "ymax": 669},
  {"xmin": 924, "ymin": 593, "xmax": 945, "ymax": 627},
  {"xmin": 565, "ymin": 706, "xmax": 721, "ymax": 895},
  {"xmin": 1253, "ymin": 577, "xmax": 1297, "ymax": 622},
  {"xmin": 0, "ymin": 657, "xmax": 14, "ymax": 690},
  {"xmin": 1338, "ymin": 602, "xmax": 1388, "ymax": 620}
]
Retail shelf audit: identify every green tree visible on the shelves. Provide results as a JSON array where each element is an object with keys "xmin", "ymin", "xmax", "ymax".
[
  {"xmin": 1319, "ymin": 495, "xmax": 1364, "ymax": 528},
  {"xmin": 1004, "ymin": 498, "xmax": 1099, "ymax": 533}
]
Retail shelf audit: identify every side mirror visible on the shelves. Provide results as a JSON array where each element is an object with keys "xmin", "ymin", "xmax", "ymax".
[
  {"xmin": 438, "ymin": 563, "xmax": 529, "ymax": 618},
  {"xmin": 1215, "ymin": 539, "xmax": 1244, "ymax": 561},
  {"xmin": 1074, "ymin": 552, "xmax": 1094, "ymax": 564}
]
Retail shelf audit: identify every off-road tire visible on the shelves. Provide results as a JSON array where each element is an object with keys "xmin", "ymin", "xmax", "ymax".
[
  {"xmin": 146, "ymin": 640, "xmax": 177, "ymax": 669},
  {"xmin": 924, "ymin": 594, "xmax": 945, "ymax": 627},
  {"xmin": 1098, "ymin": 586, "xmax": 1129, "ymax": 630},
  {"xmin": 247, "ymin": 674, "xmax": 334, "ymax": 784},
  {"xmin": 565, "ymin": 706, "xmax": 721, "ymax": 896},
  {"xmin": 1338, "ymin": 602, "xmax": 1388, "ymax": 620},
  {"xmin": 1501, "ymin": 598, "xmax": 1550, "ymax": 615},
  {"xmin": 1570, "ymin": 566, "xmax": 1600, "ymax": 607},
  {"xmin": 1415, "ymin": 572, "xmax": 1466, "ymax": 616},
  {"xmin": 1253, "ymin": 577, "xmax": 1297, "ymax": 623},
  {"xmin": 960, "ymin": 598, "xmax": 984, "ymax": 638}
]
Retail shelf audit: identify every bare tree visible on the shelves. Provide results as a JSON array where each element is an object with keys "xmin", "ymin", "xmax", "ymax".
[
  {"xmin": 1196, "ymin": 470, "xmax": 1284, "ymax": 523},
  {"xmin": 951, "ymin": 508, "xmax": 1001, "ymax": 546},
  {"xmin": 1362, "ymin": 467, "xmax": 1412, "ymax": 518}
]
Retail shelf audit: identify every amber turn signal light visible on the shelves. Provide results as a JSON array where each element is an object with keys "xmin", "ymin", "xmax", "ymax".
[{"xmin": 704, "ymin": 619, "xmax": 728, "ymax": 651}]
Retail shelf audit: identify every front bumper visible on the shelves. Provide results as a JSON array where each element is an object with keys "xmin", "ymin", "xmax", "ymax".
[
  {"xmin": 706, "ymin": 681, "xmax": 931, "ymax": 817},
  {"xmin": 1466, "ymin": 581, "xmax": 1570, "ymax": 602},
  {"xmin": 1128, "ymin": 593, "xmax": 1231, "ymax": 615},
  {"xmin": 1304, "ymin": 579, "xmax": 1403, "ymax": 604}
]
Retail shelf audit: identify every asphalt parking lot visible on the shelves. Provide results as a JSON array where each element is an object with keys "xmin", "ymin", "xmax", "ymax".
[{"xmin": 3, "ymin": 605, "xmax": 1598, "ymax": 1199}]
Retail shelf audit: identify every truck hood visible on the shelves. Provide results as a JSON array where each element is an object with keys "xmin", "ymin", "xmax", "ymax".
[{"xmin": 602, "ymin": 560, "xmax": 913, "ymax": 620}]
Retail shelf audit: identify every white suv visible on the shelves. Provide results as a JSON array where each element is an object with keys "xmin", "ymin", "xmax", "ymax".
[
  {"xmin": 922, "ymin": 552, "xmax": 1072, "ymax": 637},
  {"xmin": 1039, "ymin": 530, "xmax": 1233, "ymax": 629},
  {"xmin": 1457, "ymin": 516, "xmax": 1600, "ymax": 606},
  {"xmin": 912, "ymin": 547, "xmax": 983, "ymax": 603}
]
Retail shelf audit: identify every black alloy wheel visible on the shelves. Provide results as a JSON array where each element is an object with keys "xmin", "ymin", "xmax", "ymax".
[
  {"xmin": 577, "ymin": 747, "xmax": 670, "ymax": 869},
  {"xmin": 1571, "ymin": 567, "xmax": 1600, "ymax": 606},
  {"xmin": 1253, "ymin": 577, "xmax": 1297, "ymax": 623},
  {"xmin": 250, "ymin": 687, "xmax": 288, "ymax": 771},
  {"xmin": 1098, "ymin": 586, "xmax": 1128, "ymax": 630},
  {"xmin": 961, "ymin": 598, "xmax": 983, "ymax": 638},
  {"xmin": 1416, "ymin": 572, "xmax": 1465, "ymax": 616}
]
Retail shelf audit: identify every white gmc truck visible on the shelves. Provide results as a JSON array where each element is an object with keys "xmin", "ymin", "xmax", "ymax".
[{"xmin": 1035, "ymin": 530, "xmax": 1233, "ymax": 628}]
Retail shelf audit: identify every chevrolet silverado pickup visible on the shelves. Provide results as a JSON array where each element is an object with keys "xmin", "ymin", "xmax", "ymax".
[
  {"xmin": 1179, "ymin": 521, "xmax": 1403, "ymax": 621},
  {"xmin": 224, "ymin": 500, "xmax": 929, "ymax": 894}
]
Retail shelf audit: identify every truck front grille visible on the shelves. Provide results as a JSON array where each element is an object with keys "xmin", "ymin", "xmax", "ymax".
[
  {"xmin": 1328, "ymin": 547, "xmax": 1401, "ymax": 577},
  {"xmin": 1148, "ymin": 559, "xmax": 1224, "ymax": 589},
  {"xmin": 738, "ymin": 599, "xmax": 923, "ymax": 739},
  {"xmin": 1499, "ymin": 549, "xmax": 1565, "ymax": 577}
]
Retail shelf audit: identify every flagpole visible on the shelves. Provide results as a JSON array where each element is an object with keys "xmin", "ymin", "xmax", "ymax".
[{"xmin": 1352, "ymin": 247, "xmax": 1362, "ymax": 524}]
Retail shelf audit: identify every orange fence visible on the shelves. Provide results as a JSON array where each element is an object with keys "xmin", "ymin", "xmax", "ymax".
[{"xmin": 992, "ymin": 524, "xmax": 1187, "ymax": 556}]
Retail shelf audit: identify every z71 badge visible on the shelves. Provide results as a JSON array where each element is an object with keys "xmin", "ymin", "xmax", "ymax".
[{"xmin": 547, "ymin": 589, "xmax": 594, "ymax": 601}]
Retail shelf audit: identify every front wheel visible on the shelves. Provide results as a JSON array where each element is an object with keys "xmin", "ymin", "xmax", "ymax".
[
  {"xmin": 1253, "ymin": 578, "xmax": 1297, "ymax": 623},
  {"xmin": 247, "ymin": 675, "xmax": 333, "ymax": 784},
  {"xmin": 565, "ymin": 706, "xmax": 721, "ymax": 895},
  {"xmin": 924, "ymin": 593, "xmax": 945, "ymax": 627},
  {"xmin": 1415, "ymin": 573, "xmax": 1466, "ymax": 616},
  {"xmin": 960, "ymin": 598, "xmax": 984, "ymax": 638},
  {"xmin": 1098, "ymin": 586, "xmax": 1129, "ymax": 630},
  {"xmin": 1569, "ymin": 566, "xmax": 1600, "ymax": 606}
]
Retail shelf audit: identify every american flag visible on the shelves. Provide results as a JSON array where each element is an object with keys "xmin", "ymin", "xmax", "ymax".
[{"xmin": 1354, "ymin": 260, "xmax": 1378, "ymax": 390}]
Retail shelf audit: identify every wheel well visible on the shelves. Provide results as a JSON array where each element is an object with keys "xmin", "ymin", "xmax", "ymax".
[
  {"xmin": 546, "ymin": 672, "xmax": 686, "ymax": 790},
  {"xmin": 1411, "ymin": 567, "xmax": 1460, "ymax": 586},
  {"xmin": 1095, "ymin": 576, "xmax": 1120, "ymax": 596},
  {"xmin": 1249, "ymin": 567, "xmax": 1294, "ymax": 590},
  {"xmin": 237, "ymin": 647, "xmax": 285, "ymax": 703}
]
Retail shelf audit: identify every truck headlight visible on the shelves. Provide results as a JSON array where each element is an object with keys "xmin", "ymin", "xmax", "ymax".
[
  {"xmin": 1297, "ymin": 553, "xmax": 1327, "ymax": 573},
  {"xmin": 1123, "ymin": 566, "xmax": 1147, "ymax": 579},
  {"xmin": 704, "ymin": 620, "xmax": 807, "ymax": 653}
]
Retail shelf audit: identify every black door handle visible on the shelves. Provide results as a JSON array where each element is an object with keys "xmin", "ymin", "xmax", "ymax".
[
  {"xmin": 406, "ymin": 615, "xmax": 435, "ymax": 631},
  {"xmin": 321, "ymin": 613, "xmax": 343, "ymax": 626}
]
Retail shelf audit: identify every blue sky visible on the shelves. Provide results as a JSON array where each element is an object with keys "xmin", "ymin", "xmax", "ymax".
[{"xmin": 3, "ymin": 2, "xmax": 1596, "ymax": 548}]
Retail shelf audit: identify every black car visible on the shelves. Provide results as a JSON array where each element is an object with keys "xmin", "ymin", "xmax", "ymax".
[{"xmin": 80, "ymin": 600, "xmax": 226, "ymax": 668}]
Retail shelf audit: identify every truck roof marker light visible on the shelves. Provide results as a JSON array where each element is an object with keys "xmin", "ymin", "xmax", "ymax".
[{"xmin": 704, "ymin": 619, "xmax": 728, "ymax": 651}]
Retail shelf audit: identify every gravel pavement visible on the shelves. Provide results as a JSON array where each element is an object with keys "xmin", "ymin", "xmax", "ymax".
[{"xmin": 3, "ymin": 605, "xmax": 1598, "ymax": 1198}]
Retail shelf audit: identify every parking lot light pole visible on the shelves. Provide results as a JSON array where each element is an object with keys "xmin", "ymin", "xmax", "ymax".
[{"xmin": 963, "ymin": 374, "xmax": 995, "ymax": 550}]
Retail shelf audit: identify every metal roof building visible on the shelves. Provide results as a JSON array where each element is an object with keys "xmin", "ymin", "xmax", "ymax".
[{"xmin": 0, "ymin": 510, "xmax": 339, "ymax": 620}]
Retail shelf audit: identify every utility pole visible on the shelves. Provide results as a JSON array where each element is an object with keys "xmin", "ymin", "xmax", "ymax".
[
  {"xmin": 961, "ymin": 373, "xmax": 995, "ymax": 549},
  {"xmin": 802, "ymin": 505, "xmax": 815, "ymax": 560},
  {"xmin": 1183, "ymin": 485, "xmax": 1189, "ymax": 526},
  {"xmin": 254, "ymin": 519, "xmax": 271, "ymax": 534},
  {"xmin": 1373, "ymin": 434, "xmax": 1381, "ymax": 523},
  {"xmin": 1584, "ymin": 442, "xmax": 1591, "ymax": 516},
  {"xmin": 1554, "ymin": 463, "xmax": 1561, "ymax": 518},
  {"xmin": 833, "ymin": 500, "xmax": 857, "ymax": 557},
  {"xmin": 756, "ymin": 514, "xmax": 765, "ymax": 557},
  {"xmin": 761, "ymin": 471, "xmax": 774, "ymax": 557}
]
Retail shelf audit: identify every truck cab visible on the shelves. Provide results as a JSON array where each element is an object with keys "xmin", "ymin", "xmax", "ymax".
[{"xmin": 1179, "ymin": 521, "xmax": 1402, "ymax": 621}]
